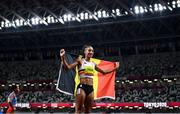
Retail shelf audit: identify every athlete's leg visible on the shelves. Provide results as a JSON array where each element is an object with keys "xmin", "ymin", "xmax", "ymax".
[
  {"xmin": 75, "ymin": 88, "xmax": 86, "ymax": 114},
  {"xmin": 84, "ymin": 91, "xmax": 94, "ymax": 113}
]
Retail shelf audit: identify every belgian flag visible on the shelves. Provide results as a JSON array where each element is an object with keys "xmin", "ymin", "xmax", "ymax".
[{"xmin": 56, "ymin": 53, "xmax": 116, "ymax": 100}]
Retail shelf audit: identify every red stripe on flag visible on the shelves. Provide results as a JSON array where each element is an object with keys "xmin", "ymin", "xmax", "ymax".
[{"xmin": 96, "ymin": 60, "xmax": 116, "ymax": 99}]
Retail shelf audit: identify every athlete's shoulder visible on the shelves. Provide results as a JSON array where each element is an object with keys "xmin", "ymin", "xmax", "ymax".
[{"xmin": 91, "ymin": 61, "xmax": 97, "ymax": 66}]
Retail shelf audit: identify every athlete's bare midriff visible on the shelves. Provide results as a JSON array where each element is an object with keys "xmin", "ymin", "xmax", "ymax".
[{"xmin": 80, "ymin": 78, "xmax": 93, "ymax": 86}]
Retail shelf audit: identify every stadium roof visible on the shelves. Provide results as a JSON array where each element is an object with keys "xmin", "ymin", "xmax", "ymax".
[{"xmin": 0, "ymin": 0, "xmax": 179, "ymax": 49}]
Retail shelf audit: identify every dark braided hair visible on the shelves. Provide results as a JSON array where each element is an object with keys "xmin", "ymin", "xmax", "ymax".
[{"xmin": 81, "ymin": 45, "xmax": 93, "ymax": 58}]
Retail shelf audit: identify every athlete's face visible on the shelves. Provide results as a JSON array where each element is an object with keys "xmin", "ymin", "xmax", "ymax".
[{"xmin": 84, "ymin": 46, "xmax": 94, "ymax": 58}]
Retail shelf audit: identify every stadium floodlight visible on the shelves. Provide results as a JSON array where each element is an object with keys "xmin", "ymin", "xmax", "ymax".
[
  {"xmin": 97, "ymin": 11, "xmax": 102, "ymax": 18},
  {"xmin": 84, "ymin": 12, "xmax": 88, "ymax": 19},
  {"xmin": 163, "ymin": 6, "xmax": 167, "ymax": 10},
  {"xmin": 1, "ymin": 21, "xmax": 4, "ymax": 27},
  {"xmin": 5, "ymin": 21, "xmax": 9, "ymax": 27},
  {"xmin": 23, "ymin": 84, "xmax": 27, "ymax": 86},
  {"xmin": 31, "ymin": 17, "xmax": 37, "ymax": 25},
  {"xmin": 35, "ymin": 17, "xmax": 39, "ymax": 25},
  {"xmin": 116, "ymin": 9, "xmax": 120, "ymax": 16},
  {"xmin": 31, "ymin": 18, "xmax": 35, "ymax": 25},
  {"xmin": 80, "ymin": 13, "xmax": 84, "ymax": 20},
  {"xmin": 77, "ymin": 14, "xmax": 80, "ymax": 18},
  {"xmin": 154, "ymin": 79, "xmax": 158, "ymax": 81},
  {"xmin": 51, "ymin": 16, "xmax": 55, "ymax": 23},
  {"xmin": 172, "ymin": 1, "xmax": 176, "ymax": 8},
  {"xmin": 47, "ymin": 16, "xmax": 51, "ymax": 23},
  {"xmin": 43, "ymin": 17, "xmax": 46, "ymax": 21},
  {"xmin": 89, "ymin": 14, "xmax": 93, "ymax": 19},
  {"xmin": 150, "ymin": 8, "xmax": 153, "ymax": 12},
  {"xmin": 15, "ymin": 19, "xmax": 20, "ymax": 26},
  {"xmin": 154, "ymin": 4, "xmax": 158, "ymax": 11},
  {"xmin": 126, "ymin": 80, "xmax": 130, "ymax": 82},
  {"xmin": 20, "ymin": 19, "xmax": 24, "ymax": 26},
  {"xmin": 24, "ymin": 21, "xmax": 28, "ymax": 26},
  {"xmin": 72, "ymin": 17, "xmax": 76, "ymax": 21},
  {"xmin": 125, "ymin": 11, "xmax": 128, "ymax": 15},
  {"xmin": 1, "ymin": 84, "xmax": 4, "ymax": 87},
  {"xmin": 148, "ymin": 81, "xmax": 152, "ymax": 83},
  {"xmin": 144, "ymin": 8, "xmax": 148, "ymax": 12},
  {"xmin": 94, "ymin": 12, "xmax": 97, "ymax": 16},
  {"xmin": 89, "ymin": 15, "xmax": 93, "ymax": 19},
  {"xmin": 39, "ymin": 20, "xmax": 43, "ymax": 24},
  {"xmin": 42, "ymin": 19, "xmax": 48, "ymax": 26},
  {"xmin": 15, "ymin": 19, "xmax": 23, "ymax": 27},
  {"xmin": 149, "ymin": 5, "xmax": 153, "ymax": 12},
  {"xmin": 167, "ymin": 80, "xmax": 172, "ymax": 83},
  {"xmin": 63, "ymin": 14, "xmax": 68, "ymax": 22},
  {"xmin": 158, "ymin": 4, "xmax": 163, "ymax": 11},
  {"xmin": 134, "ymin": 6, "xmax": 139, "ymax": 14},
  {"xmin": 177, "ymin": 0, "xmax": 180, "ymax": 7},
  {"xmin": 1, "ymin": 1, "xmax": 180, "ymax": 30},
  {"xmin": 139, "ymin": 6, "xmax": 144, "ymax": 13},
  {"xmin": 102, "ymin": 10, "xmax": 106, "ymax": 17},
  {"xmin": 112, "ymin": 9, "xmax": 115, "ymax": 13},
  {"xmin": 31, "ymin": 84, "xmax": 34, "ymax": 86},
  {"xmin": 172, "ymin": 1, "xmax": 176, "ymax": 5},
  {"xmin": 129, "ymin": 81, "xmax": 133, "ymax": 84},
  {"xmin": 58, "ymin": 17, "xmax": 64, "ymax": 24}
]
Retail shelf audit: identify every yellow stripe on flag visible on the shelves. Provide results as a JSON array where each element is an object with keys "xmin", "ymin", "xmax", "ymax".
[
  {"xmin": 90, "ymin": 58, "xmax": 101, "ymax": 99},
  {"xmin": 74, "ymin": 55, "xmax": 82, "ymax": 96},
  {"xmin": 74, "ymin": 66, "xmax": 80, "ymax": 96}
]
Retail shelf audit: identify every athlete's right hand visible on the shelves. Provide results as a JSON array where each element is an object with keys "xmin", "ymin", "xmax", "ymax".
[{"xmin": 60, "ymin": 49, "xmax": 65, "ymax": 57}]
